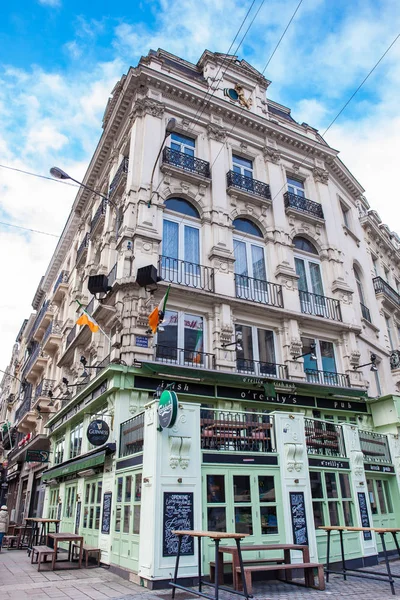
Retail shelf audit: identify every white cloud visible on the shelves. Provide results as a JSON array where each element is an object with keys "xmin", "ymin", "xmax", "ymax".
[{"xmin": 38, "ymin": 0, "xmax": 61, "ymax": 7}]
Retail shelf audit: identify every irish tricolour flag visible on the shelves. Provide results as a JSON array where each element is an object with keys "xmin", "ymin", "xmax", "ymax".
[{"xmin": 148, "ymin": 286, "xmax": 170, "ymax": 334}]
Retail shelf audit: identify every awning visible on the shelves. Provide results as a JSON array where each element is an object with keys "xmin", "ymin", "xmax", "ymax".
[{"xmin": 42, "ymin": 444, "xmax": 115, "ymax": 482}]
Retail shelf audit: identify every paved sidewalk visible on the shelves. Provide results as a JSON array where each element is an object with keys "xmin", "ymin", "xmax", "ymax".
[{"xmin": 1, "ymin": 548, "xmax": 400, "ymax": 599}]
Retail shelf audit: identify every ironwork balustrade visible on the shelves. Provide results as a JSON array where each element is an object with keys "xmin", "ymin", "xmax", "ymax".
[
  {"xmin": 236, "ymin": 359, "xmax": 288, "ymax": 379},
  {"xmin": 155, "ymin": 345, "xmax": 215, "ymax": 370},
  {"xmin": 200, "ymin": 408, "xmax": 275, "ymax": 453},
  {"xmin": 108, "ymin": 263, "xmax": 117, "ymax": 287},
  {"xmin": 227, "ymin": 170, "xmax": 271, "ymax": 199},
  {"xmin": 15, "ymin": 396, "xmax": 33, "ymax": 423},
  {"xmin": 109, "ymin": 157, "xmax": 129, "ymax": 197},
  {"xmin": 304, "ymin": 418, "xmax": 346, "ymax": 457},
  {"xmin": 85, "ymin": 297, "xmax": 95, "ymax": 316},
  {"xmin": 76, "ymin": 232, "xmax": 90, "ymax": 264},
  {"xmin": 66, "ymin": 325, "xmax": 77, "ymax": 347},
  {"xmin": 90, "ymin": 199, "xmax": 107, "ymax": 233},
  {"xmin": 53, "ymin": 270, "xmax": 69, "ymax": 294},
  {"xmin": 360, "ymin": 302, "xmax": 372, "ymax": 322},
  {"xmin": 30, "ymin": 300, "xmax": 50, "ymax": 337},
  {"xmin": 120, "ymin": 412, "xmax": 145, "ymax": 457},
  {"xmin": 284, "ymin": 191, "xmax": 324, "ymax": 219},
  {"xmin": 359, "ymin": 429, "xmax": 392, "ymax": 463},
  {"xmin": 34, "ymin": 378, "xmax": 55, "ymax": 400},
  {"xmin": 299, "ymin": 289, "xmax": 342, "ymax": 321},
  {"xmin": 162, "ymin": 147, "xmax": 211, "ymax": 178},
  {"xmin": 373, "ymin": 276, "xmax": 400, "ymax": 308},
  {"xmin": 22, "ymin": 344, "xmax": 42, "ymax": 376},
  {"xmin": 305, "ymin": 368, "xmax": 350, "ymax": 388},
  {"xmin": 159, "ymin": 256, "xmax": 214, "ymax": 292},
  {"xmin": 42, "ymin": 320, "xmax": 62, "ymax": 346},
  {"xmin": 235, "ymin": 274, "xmax": 284, "ymax": 307}
]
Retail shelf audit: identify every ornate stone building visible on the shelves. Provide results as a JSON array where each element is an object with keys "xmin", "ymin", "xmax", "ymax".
[{"xmin": 1, "ymin": 48, "xmax": 400, "ymax": 583}]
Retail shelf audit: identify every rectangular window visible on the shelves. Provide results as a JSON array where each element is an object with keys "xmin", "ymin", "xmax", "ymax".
[
  {"xmin": 385, "ymin": 316, "xmax": 394, "ymax": 350},
  {"xmin": 206, "ymin": 474, "xmax": 226, "ymax": 532},
  {"xmin": 310, "ymin": 471, "xmax": 354, "ymax": 528},
  {"xmin": 340, "ymin": 202, "xmax": 350, "ymax": 228},
  {"xmin": 372, "ymin": 256, "xmax": 379, "ymax": 277},
  {"xmin": 157, "ymin": 311, "xmax": 204, "ymax": 366},
  {"xmin": 69, "ymin": 422, "xmax": 83, "ymax": 459},
  {"xmin": 233, "ymin": 154, "xmax": 253, "ymax": 179},
  {"xmin": 384, "ymin": 267, "xmax": 390, "ymax": 283},
  {"xmin": 235, "ymin": 325, "xmax": 277, "ymax": 376},
  {"xmin": 287, "ymin": 176, "xmax": 305, "ymax": 197},
  {"xmin": 171, "ymin": 132, "xmax": 195, "ymax": 155},
  {"xmin": 54, "ymin": 438, "xmax": 65, "ymax": 465}
]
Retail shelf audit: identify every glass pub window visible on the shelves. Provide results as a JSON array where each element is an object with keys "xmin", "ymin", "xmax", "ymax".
[{"xmin": 207, "ymin": 474, "xmax": 227, "ymax": 532}]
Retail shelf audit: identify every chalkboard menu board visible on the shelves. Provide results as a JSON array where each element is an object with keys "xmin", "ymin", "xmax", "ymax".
[
  {"xmin": 163, "ymin": 492, "xmax": 194, "ymax": 557},
  {"xmin": 75, "ymin": 501, "xmax": 81, "ymax": 534},
  {"xmin": 289, "ymin": 491, "xmax": 308, "ymax": 545},
  {"xmin": 101, "ymin": 492, "xmax": 112, "ymax": 535},
  {"xmin": 357, "ymin": 492, "xmax": 372, "ymax": 540}
]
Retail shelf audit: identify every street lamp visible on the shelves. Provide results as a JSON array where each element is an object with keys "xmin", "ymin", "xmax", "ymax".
[
  {"xmin": 50, "ymin": 167, "xmax": 117, "ymax": 209},
  {"xmin": 148, "ymin": 118, "xmax": 177, "ymax": 207}
]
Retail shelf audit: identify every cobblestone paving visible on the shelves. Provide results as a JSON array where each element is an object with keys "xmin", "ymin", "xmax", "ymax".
[{"xmin": 1, "ymin": 549, "xmax": 400, "ymax": 600}]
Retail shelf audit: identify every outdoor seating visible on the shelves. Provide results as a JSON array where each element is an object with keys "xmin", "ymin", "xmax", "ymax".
[
  {"xmin": 1, "ymin": 535, "xmax": 18, "ymax": 550},
  {"xmin": 235, "ymin": 562, "xmax": 325, "ymax": 594},
  {"xmin": 31, "ymin": 545, "xmax": 56, "ymax": 571},
  {"xmin": 72, "ymin": 543, "xmax": 101, "ymax": 568}
]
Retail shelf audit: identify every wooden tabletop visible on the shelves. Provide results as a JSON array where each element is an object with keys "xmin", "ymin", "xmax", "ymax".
[
  {"xmin": 25, "ymin": 518, "xmax": 60, "ymax": 523},
  {"xmin": 219, "ymin": 544, "xmax": 308, "ymax": 553},
  {"xmin": 48, "ymin": 533, "xmax": 83, "ymax": 540},
  {"xmin": 172, "ymin": 530, "xmax": 249, "ymax": 540}
]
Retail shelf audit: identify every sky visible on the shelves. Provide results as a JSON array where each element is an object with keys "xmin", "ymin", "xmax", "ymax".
[{"xmin": 1, "ymin": 0, "xmax": 400, "ymax": 372}]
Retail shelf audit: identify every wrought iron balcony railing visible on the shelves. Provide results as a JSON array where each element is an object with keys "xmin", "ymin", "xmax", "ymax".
[
  {"xmin": 200, "ymin": 408, "xmax": 275, "ymax": 453},
  {"xmin": 53, "ymin": 270, "xmax": 69, "ymax": 295},
  {"xmin": 299, "ymin": 290, "xmax": 342, "ymax": 321},
  {"xmin": 35, "ymin": 378, "xmax": 55, "ymax": 400},
  {"xmin": 305, "ymin": 418, "xmax": 346, "ymax": 457},
  {"xmin": 120, "ymin": 412, "xmax": 144, "ymax": 457},
  {"xmin": 66, "ymin": 325, "xmax": 77, "ymax": 347},
  {"xmin": 42, "ymin": 320, "xmax": 62, "ymax": 346},
  {"xmin": 22, "ymin": 344, "xmax": 41, "ymax": 377},
  {"xmin": 305, "ymin": 368, "xmax": 350, "ymax": 388},
  {"xmin": 109, "ymin": 157, "xmax": 129, "ymax": 197},
  {"xmin": 235, "ymin": 274, "xmax": 284, "ymax": 308},
  {"xmin": 284, "ymin": 191, "xmax": 324, "ymax": 219},
  {"xmin": 162, "ymin": 147, "xmax": 211, "ymax": 178},
  {"xmin": 360, "ymin": 302, "xmax": 372, "ymax": 323},
  {"xmin": 90, "ymin": 199, "xmax": 107, "ymax": 233},
  {"xmin": 359, "ymin": 429, "xmax": 392, "ymax": 464},
  {"xmin": 76, "ymin": 232, "xmax": 90, "ymax": 264},
  {"xmin": 227, "ymin": 170, "xmax": 271, "ymax": 199},
  {"xmin": 373, "ymin": 276, "xmax": 400, "ymax": 308},
  {"xmin": 15, "ymin": 396, "xmax": 33, "ymax": 423},
  {"xmin": 155, "ymin": 345, "xmax": 215, "ymax": 370},
  {"xmin": 30, "ymin": 300, "xmax": 50, "ymax": 337},
  {"xmin": 236, "ymin": 359, "xmax": 288, "ymax": 380},
  {"xmin": 159, "ymin": 256, "xmax": 215, "ymax": 292}
]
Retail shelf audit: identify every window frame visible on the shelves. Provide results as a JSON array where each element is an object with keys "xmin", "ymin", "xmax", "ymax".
[
  {"xmin": 287, "ymin": 176, "xmax": 305, "ymax": 197},
  {"xmin": 232, "ymin": 154, "xmax": 253, "ymax": 179},
  {"xmin": 170, "ymin": 132, "xmax": 195, "ymax": 156},
  {"xmin": 301, "ymin": 336, "xmax": 338, "ymax": 375},
  {"xmin": 69, "ymin": 422, "xmax": 83, "ymax": 459},
  {"xmin": 156, "ymin": 310, "xmax": 206, "ymax": 365},
  {"xmin": 310, "ymin": 470, "xmax": 354, "ymax": 528},
  {"xmin": 162, "ymin": 210, "xmax": 201, "ymax": 264},
  {"xmin": 234, "ymin": 323, "xmax": 278, "ymax": 375}
]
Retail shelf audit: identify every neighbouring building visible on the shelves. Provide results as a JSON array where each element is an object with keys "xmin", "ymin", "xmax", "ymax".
[{"xmin": 1, "ymin": 48, "xmax": 400, "ymax": 585}]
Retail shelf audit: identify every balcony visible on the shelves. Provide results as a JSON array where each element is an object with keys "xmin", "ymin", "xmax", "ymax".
[
  {"xmin": 200, "ymin": 408, "xmax": 275, "ymax": 453},
  {"xmin": 161, "ymin": 147, "xmax": 211, "ymax": 181},
  {"xmin": 15, "ymin": 396, "xmax": 34, "ymax": 425},
  {"xmin": 53, "ymin": 270, "xmax": 69, "ymax": 304},
  {"xmin": 120, "ymin": 412, "xmax": 144, "ymax": 457},
  {"xmin": 305, "ymin": 369, "xmax": 350, "ymax": 388},
  {"xmin": 235, "ymin": 274, "xmax": 284, "ymax": 308},
  {"xmin": 42, "ymin": 320, "xmax": 63, "ymax": 353},
  {"xmin": 159, "ymin": 256, "xmax": 214, "ymax": 292},
  {"xmin": 227, "ymin": 170, "xmax": 271, "ymax": 201},
  {"xmin": 305, "ymin": 418, "xmax": 345, "ymax": 457},
  {"xmin": 284, "ymin": 191, "xmax": 324, "ymax": 222},
  {"xmin": 23, "ymin": 345, "xmax": 49, "ymax": 383},
  {"xmin": 30, "ymin": 300, "xmax": 55, "ymax": 342},
  {"xmin": 360, "ymin": 302, "xmax": 372, "ymax": 323},
  {"xmin": 155, "ymin": 345, "xmax": 215, "ymax": 370},
  {"xmin": 32, "ymin": 378, "xmax": 55, "ymax": 410},
  {"xmin": 373, "ymin": 276, "xmax": 400, "ymax": 310},
  {"xmin": 299, "ymin": 290, "xmax": 342, "ymax": 321},
  {"xmin": 76, "ymin": 233, "xmax": 90, "ymax": 266},
  {"xmin": 109, "ymin": 157, "xmax": 128, "ymax": 198},
  {"xmin": 66, "ymin": 324, "xmax": 77, "ymax": 348},
  {"xmin": 235, "ymin": 359, "xmax": 287, "ymax": 379},
  {"xmin": 359, "ymin": 430, "xmax": 392, "ymax": 464},
  {"xmin": 90, "ymin": 199, "xmax": 107, "ymax": 235}
]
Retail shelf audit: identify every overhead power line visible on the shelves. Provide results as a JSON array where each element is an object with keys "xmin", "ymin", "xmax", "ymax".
[
  {"xmin": 0, "ymin": 163, "xmax": 79, "ymax": 187},
  {"xmin": 262, "ymin": 0, "xmax": 304, "ymax": 74},
  {"xmin": 0, "ymin": 221, "xmax": 59, "ymax": 238}
]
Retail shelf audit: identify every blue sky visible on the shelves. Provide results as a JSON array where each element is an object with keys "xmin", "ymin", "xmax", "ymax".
[{"xmin": 1, "ymin": 0, "xmax": 400, "ymax": 370}]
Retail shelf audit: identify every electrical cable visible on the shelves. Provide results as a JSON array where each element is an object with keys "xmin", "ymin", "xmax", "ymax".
[
  {"xmin": 0, "ymin": 163, "xmax": 80, "ymax": 187},
  {"xmin": 0, "ymin": 221, "xmax": 59, "ymax": 238},
  {"xmin": 261, "ymin": 0, "xmax": 304, "ymax": 74}
]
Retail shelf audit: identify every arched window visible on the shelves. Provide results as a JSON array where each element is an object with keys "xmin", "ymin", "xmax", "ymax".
[
  {"xmin": 162, "ymin": 198, "xmax": 201, "ymax": 286},
  {"xmin": 293, "ymin": 236, "xmax": 318, "ymax": 255},
  {"xmin": 233, "ymin": 218, "xmax": 263, "ymax": 238},
  {"xmin": 165, "ymin": 198, "xmax": 200, "ymax": 219}
]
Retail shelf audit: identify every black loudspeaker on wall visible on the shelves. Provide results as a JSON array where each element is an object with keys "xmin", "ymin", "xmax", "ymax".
[
  {"xmin": 136, "ymin": 265, "xmax": 161, "ymax": 289},
  {"xmin": 88, "ymin": 275, "xmax": 112, "ymax": 295}
]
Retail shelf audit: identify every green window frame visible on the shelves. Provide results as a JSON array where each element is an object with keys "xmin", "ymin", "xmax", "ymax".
[
  {"xmin": 366, "ymin": 478, "xmax": 394, "ymax": 515},
  {"xmin": 114, "ymin": 473, "xmax": 142, "ymax": 535},
  {"xmin": 83, "ymin": 480, "xmax": 103, "ymax": 531},
  {"xmin": 310, "ymin": 471, "xmax": 354, "ymax": 527},
  {"xmin": 48, "ymin": 488, "xmax": 59, "ymax": 519},
  {"xmin": 69, "ymin": 422, "xmax": 83, "ymax": 459}
]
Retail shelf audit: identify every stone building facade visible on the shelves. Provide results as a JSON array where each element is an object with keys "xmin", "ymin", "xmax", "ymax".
[{"xmin": 1, "ymin": 48, "xmax": 400, "ymax": 584}]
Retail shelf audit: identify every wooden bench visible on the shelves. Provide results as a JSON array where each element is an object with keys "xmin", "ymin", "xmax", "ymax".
[
  {"xmin": 72, "ymin": 543, "xmax": 101, "ymax": 568},
  {"xmin": 210, "ymin": 558, "xmax": 285, "ymax": 587},
  {"xmin": 235, "ymin": 561, "xmax": 325, "ymax": 594},
  {"xmin": 1, "ymin": 535, "xmax": 18, "ymax": 550},
  {"xmin": 31, "ymin": 545, "xmax": 56, "ymax": 571}
]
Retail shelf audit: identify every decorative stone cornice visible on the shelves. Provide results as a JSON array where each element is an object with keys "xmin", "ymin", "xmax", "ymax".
[
  {"xmin": 130, "ymin": 97, "xmax": 165, "ymax": 119},
  {"xmin": 313, "ymin": 167, "xmax": 329, "ymax": 185},
  {"xmin": 207, "ymin": 122, "xmax": 227, "ymax": 142},
  {"xmin": 263, "ymin": 146, "xmax": 281, "ymax": 164}
]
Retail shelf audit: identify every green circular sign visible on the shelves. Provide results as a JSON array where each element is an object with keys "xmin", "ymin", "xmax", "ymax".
[{"xmin": 158, "ymin": 390, "xmax": 178, "ymax": 429}]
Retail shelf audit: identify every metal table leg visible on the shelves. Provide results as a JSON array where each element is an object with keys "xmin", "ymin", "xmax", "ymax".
[
  {"xmin": 235, "ymin": 538, "xmax": 250, "ymax": 600},
  {"xmin": 392, "ymin": 532, "xmax": 400, "ymax": 559},
  {"xmin": 380, "ymin": 532, "xmax": 395, "ymax": 596},
  {"xmin": 339, "ymin": 529, "xmax": 347, "ymax": 581},
  {"xmin": 198, "ymin": 536, "xmax": 202, "ymax": 593},
  {"xmin": 214, "ymin": 539, "xmax": 220, "ymax": 600},
  {"xmin": 172, "ymin": 535, "xmax": 183, "ymax": 600},
  {"xmin": 326, "ymin": 530, "xmax": 331, "ymax": 583}
]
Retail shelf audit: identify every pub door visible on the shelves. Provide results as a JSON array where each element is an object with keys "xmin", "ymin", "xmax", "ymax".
[
  {"xmin": 201, "ymin": 467, "xmax": 283, "ymax": 574},
  {"xmin": 62, "ymin": 483, "xmax": 77, "ymax": 533},
  {"xmin": 110, "ymin": 471, "xmax": 142, "ymax": 571},
  {"xmin": 81, "ymin": 477, "xmax": 103, "ymax": 547},
  {"xmin": 366, "ymin": 475, "xmax": 399, "ymax": 553}
]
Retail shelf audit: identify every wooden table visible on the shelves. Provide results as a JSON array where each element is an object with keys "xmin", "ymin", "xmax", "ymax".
[
  {"xmin": 320, "ymin": 525, "xmax": 400, "ymax": 595},
  {"xmin": 22, "ymin": 518, "xmax": 60, "ymax": 553},
  {"xmin": 170, "ymin": 530, "xmax": 250, "ymax": 600},
  {"xmin": 217, "ymin": 543, "xmax": 311, "ymax": 590},
  {"xmin": 47, "ymin": 532, "xmax": 84, "ymax": 570}
]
